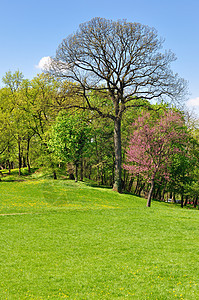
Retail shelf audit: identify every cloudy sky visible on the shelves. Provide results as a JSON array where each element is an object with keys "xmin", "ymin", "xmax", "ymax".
[{"xmin": 0, "ymin": 0, "xmax": 199, "ymax": 113}]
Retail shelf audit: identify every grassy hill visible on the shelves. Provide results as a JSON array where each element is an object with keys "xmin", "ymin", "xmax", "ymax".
[{"xmin": 0, "ymin": 174, "xmax": 199, "ymax": 299}]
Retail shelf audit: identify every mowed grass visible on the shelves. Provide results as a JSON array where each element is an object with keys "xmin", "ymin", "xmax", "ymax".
[{"xmin": 0, "ymin": 179, "xmax": 199, "ymax": 299}]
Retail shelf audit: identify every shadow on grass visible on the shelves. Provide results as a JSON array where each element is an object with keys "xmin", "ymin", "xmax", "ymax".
[
  {"xmin": 0, "ymin": 168, "xmax": 39, "ymax": 182},
  {"xmin": 82, "ymin": 178, "xmax": 113, "ymax": 190}
]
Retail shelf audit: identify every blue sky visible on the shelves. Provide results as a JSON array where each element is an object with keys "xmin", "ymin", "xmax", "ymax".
[{"xmin": 1, "ymin": 0, "xmax": 199, "ymax": 113}]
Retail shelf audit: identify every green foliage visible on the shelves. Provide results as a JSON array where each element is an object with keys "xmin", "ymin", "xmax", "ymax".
[
  {"xmin": 0, "ymin": 70, "xmax": 199, "ymax": 199},
  {"xmin": 49, "ymin": 111, "xmax": 91, "ymax": 164},
  {"xmin": 2, "ymin": 70, "xmax": 24, "ymax": 92}
]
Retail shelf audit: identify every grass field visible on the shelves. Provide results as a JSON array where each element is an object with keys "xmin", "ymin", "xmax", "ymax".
[{"xmin": 0, "ymin": 173, "xmax": 199, "ymax": 299}]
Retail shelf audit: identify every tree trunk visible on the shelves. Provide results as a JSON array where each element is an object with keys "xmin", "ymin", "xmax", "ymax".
[
  {"xmin": 181, "ymin": 193, "xmax": 184, "ymax": 208},
  {"xmin": 194, "ymin": 196, "xmax": 198, "ymax": 208},
  {"xmin": 27, "ymin": 136, "xmax": 31, "ymax": 173},
  {"xmin": 161, "ymin": 181, "xmax": 167, "ymax": 201},
  {"xmin": 134, "ymin": 175, "xmax": 140, "ymax": 195},
  {"xmin": 75, "ymin": 163, "xmax": 78, "ymax": 182},
  {"xmin": 184, "ymin": 195, "xmax": 188, "ymax": 206},
  {"xmin": 53, "ymin": 170, "xmax": 57, "ymax": 179},
  {"xmin": 138, "ymin": 182, "xmax": 145, "ymax": 196},
  {"xmin": 7, "ymin": 160, "xmax": 11, "ymax": 175},
  {"xmin": 89, "ymin": 164, "xmax": 91, "ymax": 180},
  {"xmin": 18, "ymin": 137, "xmax": 22, "ymax": 176},
  {"xmin": 7, "ymin": 145, "xmax": 11, "ymax": 175},
  {"xmin": 80, "ymin": 158, "xmax": 83, "ymax": 181},
  {"xmin": 23, "ymin": 156, "xmax": 27, "ymax": 168},
  {"xmin": 147, "ymin": 178, "xmax": 155, "ymax": 207},
  {"xmin": 113, "ymin": 118, "xmax": 122, "ymax": 193},
  {"xmin": 127, "ymin": 177, "xmax": 134, "ymax": 192}
]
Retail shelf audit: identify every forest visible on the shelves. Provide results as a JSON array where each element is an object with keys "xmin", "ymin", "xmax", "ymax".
[
  {"xmin": 1, "ymin": 18, "xmax": 199, "ymax": 208},
  {"xmin": 0, "ymin": 70, "xmax": 199, "ymax": 208}
]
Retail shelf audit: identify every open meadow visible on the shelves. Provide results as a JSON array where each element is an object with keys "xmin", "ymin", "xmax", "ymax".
[{"xmin": 0, "ymin": 172, "xmax": 199, "ymax": 299}]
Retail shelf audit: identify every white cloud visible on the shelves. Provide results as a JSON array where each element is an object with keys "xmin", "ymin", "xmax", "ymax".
[
  {"xmin": 187, "ymin": 97, "xmax": 199, "ymax": 107},
  {"xmin": 36, "ymin": 56, "xmax": 53, "ymax": 71}
]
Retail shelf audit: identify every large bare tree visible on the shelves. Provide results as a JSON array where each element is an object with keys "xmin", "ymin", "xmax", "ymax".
[{"xmin": 50, "ymin": 17, "xmax": 187, "ymax": 192}]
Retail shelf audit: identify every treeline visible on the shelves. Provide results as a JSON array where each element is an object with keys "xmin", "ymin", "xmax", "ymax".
[{"xmin": 0, "ymin": 71, "xmax": 199, "ymax": 207}]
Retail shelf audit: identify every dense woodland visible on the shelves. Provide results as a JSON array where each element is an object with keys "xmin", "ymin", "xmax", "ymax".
[
  {"xmin": 1, "ymin": 18, "xmax": 199, "ymax": 208},
  {"xmin": 0, "ymin": 71, "xmax": 199, "ymax": 208}
]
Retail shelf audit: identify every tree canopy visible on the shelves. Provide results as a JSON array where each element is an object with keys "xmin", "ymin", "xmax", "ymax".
[
  {"xmin": 124, "ymin": 110, "xmax": 189, "ymax": 206},
  {"xmin": 50, "ymin": 17, "xmax": 187, "ymax": 192}
]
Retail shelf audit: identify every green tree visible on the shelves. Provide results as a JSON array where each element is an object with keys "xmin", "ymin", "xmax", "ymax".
[
  {"xmin": 49, "ymin": 111, "xmax": 91, "ymax": 182},
  {"xmin": 1, "ymin": 71, "xmax": 26, "ymax": 175},
  {"xmin": 50, "ymin": 17, "xmax": 187, "ymax": 192}
]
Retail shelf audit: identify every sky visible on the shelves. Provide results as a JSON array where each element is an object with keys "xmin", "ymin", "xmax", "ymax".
[{"xmin": 0, "ymin": 0, "xmax": 199, "ymax": 114}]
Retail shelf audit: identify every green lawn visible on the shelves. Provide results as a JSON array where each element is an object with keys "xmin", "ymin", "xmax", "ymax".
[{"xmin": 0, "ymin": 178, "xmax": 199, "ymax": 299}]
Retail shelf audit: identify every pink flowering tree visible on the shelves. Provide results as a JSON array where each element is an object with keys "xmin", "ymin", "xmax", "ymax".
[{"xmin": 124, "ymin": 110, "xmax": 188, "ymax": 207}]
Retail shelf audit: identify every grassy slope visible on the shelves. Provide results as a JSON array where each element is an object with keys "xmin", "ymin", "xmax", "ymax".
[{"xmin": 0, "ymin": 178, "xmax": 199, "ymax": 299}]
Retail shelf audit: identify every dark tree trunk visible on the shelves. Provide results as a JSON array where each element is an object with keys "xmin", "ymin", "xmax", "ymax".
[
  {"xmin": 89, "ymin": 164, "xmax": 91, "ymax": 180},
  {"xmin": 161, "ymin": 181, "xmax": 167, "ymax": 202},
  {"xmin": 8, "ymin": 161, "xmax": 11, "ymax": 175},
  {"xmin": 134, "ymin": 175, "xmax": 140, "ymax": 195},
  {"xmin": 101, "ymin": 164, "xmax": 104, "ymax": 185},
  {"xmin": 53, "ymin": 170, "xmax": 57, "ymax": 179},
  {"xmin": 75, "ymin": 163, "xmax": 78, "ymax": 182},
  {"xmin": 147, "ymin": 178, "xmax": 155, "ymax": 207},
  {"xmin": 97, "ymin": 165, "xmax": 100, "ymax": 185},
  {"xmin": 184, "ymin": 195, "xmax": 188, "ymax": 206},
  {"xmin": 80, "ymin": 158, "xmax": 83, "ymax": 181},
  {"xmin": 138, "ymin": 182, "xmax": 145, "ymax": 196},
  {"xmin": 181, "ymin": 194, "xmax": 184, "ymax": 208},
  {"xmin": 23, "ymin": 156, "xmax": 27, "ymax": 168},
  {"xmin": 154, "ymin": 184, "xmax": 160, "ymax": 200},
  {"xmin": 173, "ymin": 193, "xmax": 176, "ymax": 203},
  {"xmin": 127, "ymin": 177, "xmax": 134, "ymax": 192},
  {"xmin": 194, "ymin": 196, "xmax": 198, "ymax": 208},
  {"xmin": 113, "ymin": 118, "xmax": 122, "ymax": 192},
  {"xmin": 111, "ymin": 156, "xmax": 115, "ymax": 187},
  {"xmin": 27, "ymin": 136, "xmax": 31, "ymax": 173}
]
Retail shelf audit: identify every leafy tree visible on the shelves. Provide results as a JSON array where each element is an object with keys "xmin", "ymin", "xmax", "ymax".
[
  {"xmin": 1, "ymin": 71, "xmax": 26, "ymax": 175},
  {"xmin": 18, "ymin": 74, "xmax": 61, "ymax": 175},
  {"xmin": 50, "ymin": 17, "xmax": 187, "ymax": 192},
  {"xmin": 49, "ymin": 111, "xmax": 91, "ymax": 182},
  {"xmin": 2, "ymin": 70, "xmax": 24, "ymax": 93},
  {"xmin": 124, "ymin": 110, "xmax": 188, "ymax": 207}
]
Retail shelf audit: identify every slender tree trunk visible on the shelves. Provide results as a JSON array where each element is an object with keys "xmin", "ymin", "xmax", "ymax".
[
  {"xmin": 135, "ymin": 175, "xmax": 140, "ymax": 195},
  {"xmin": 112, "ymin": 156, "xmax": 115, "ymax": 187},
  {"xmin": 53, "ymin": 170, "xmax": 57, "ymax": 179},
  {"xmin": 97, "ymin": 165, "xmax": 100, "ymax": 185},
  {"xmin": 7, "ymin": 144, "xmax": 11, "ymax": 175},
  {"xmin": 75, "ymin": 163, "xmax": 78, "ymax": 182},
  {"xmin": 138, "ymin": 182, "xmax": 145, "ymax": 196},
  {"xmin": 154, "ymin": 184, "xmax": 160, "ymax": 200},
  {"xmin": 113, "ymin": 117, "xmax": 122, "ymax": 192},
  {"xmin": 128, "ymin": 177, "xmax": 134, "ymax": 192},
  {"xmin": 147, "ymin": 177, "xmax": 155, "ymax": 207},
  {"xmin": 181, "ymin": 176, "xmax": 185, "ymax": 208},
  {"xmin": 23, "ymin": 156, "xmax": 27, "ymax": 168},
  {"xmin": 7, "ymin": 160, "xmax": 11, "ymax": 175},
  {"xmin": 18, "ymin": 136, "xmax": 22, "ymax": 176},
  {"xmin": 27, "ymin": 136, "xmax": 31, "ymax": 173},
  {"xmin": 89, "ymin": 164, "xmax": 91, "ymax": 180},
  {"xmin": 80, "ymin": 157, "xmax": 83, "ymax": 181},
  {"xmin": 194, "ymin": 196, "xmax": 198, "ymax": 208},
  {"xmin": 161, "ymin": 181, "xmax": 167, "ymax": 201},
  {"xmin": 181, "ymin": 193, "xmax": 184, "ymax": 208},
  {"xmin": 184, "ymin": 195, "xmax": 188, "ymax": 206}
]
